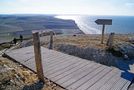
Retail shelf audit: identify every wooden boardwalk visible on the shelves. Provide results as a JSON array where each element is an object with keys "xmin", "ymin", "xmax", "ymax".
[{"xmin": 4, "ymin": 46, "xmax": 134, "ymax": 90}]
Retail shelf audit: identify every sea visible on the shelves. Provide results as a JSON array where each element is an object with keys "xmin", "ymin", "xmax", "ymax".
[{"xmin": 55, "ymin": 15, "xmax": 134, "ymax": 34}]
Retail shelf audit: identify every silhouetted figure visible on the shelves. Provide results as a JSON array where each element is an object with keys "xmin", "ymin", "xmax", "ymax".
[
  {"xmin": 13, "ymin": 38, "xmax": 17, "ymax": 44},
  {"xmin": 20, "ymin": 34, "xmax": 23, "ymax": 42}
]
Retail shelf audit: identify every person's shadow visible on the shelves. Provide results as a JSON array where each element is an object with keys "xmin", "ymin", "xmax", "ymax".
[
  {"xmin": 116, "ymin": 59, "xmax": 134, "ymax": 82},
  {"xmin": 22, "ymin": 81, "xmax": 44, "ymax": 90}
]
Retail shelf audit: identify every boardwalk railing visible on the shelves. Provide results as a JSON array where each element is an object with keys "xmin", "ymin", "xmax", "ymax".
[
  {"xmin": 33, "ymin": 32, "xmax": 45, "ymax": 82},
  {"xmin": 48, "ymin": 31, "xmax": 54, "ymax": 49},
  {"xmin": 107, "ymin": 33, "xmax": 115, "ymax": 48},
  {"xmin": 32, "ymin": 31, "xmax": 54, "ymax": 82}
]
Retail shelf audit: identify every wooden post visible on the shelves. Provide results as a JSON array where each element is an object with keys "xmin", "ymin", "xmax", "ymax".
[
  {"xmin": 49, "ymin": 31, "xmax": 53, "ymax": 49},
  {"xmin": 95, "ymin": 19, "xmax": 112, "ymax": 44},
  {"xmin": 32, "ymin": 32, "xmax": 44, "ymax": 82},
  {"xmin": 101, "ymin": 24, "xmax": 105, "ymax": 44},
  {"xmin": 107, "ymin": 32, "xmax": 115, "ymax": 48}
]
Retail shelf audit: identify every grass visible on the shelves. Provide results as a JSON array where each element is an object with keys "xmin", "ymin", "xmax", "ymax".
[
  {"xmin": 41, "ymin": 34, "xmax": 133, "ymax": 67},
  {"xmin": 56, "ymin": 44, "xmax": 117, "ymax": 66}
]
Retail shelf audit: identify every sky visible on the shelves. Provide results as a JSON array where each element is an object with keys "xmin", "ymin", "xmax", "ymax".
[{"xmin": 0, "ymin": 0, "xmax": 134, "ymax": 16}]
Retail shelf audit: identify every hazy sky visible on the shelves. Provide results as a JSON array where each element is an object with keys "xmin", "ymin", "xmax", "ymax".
[{"xmin": 0, "ymin": 0, "xmax": 134, "ymax": 15}]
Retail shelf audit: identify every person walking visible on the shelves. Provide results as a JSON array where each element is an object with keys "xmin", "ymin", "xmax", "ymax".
[{"xmin": 13, "ymin": 38, "xmax": 17, "ymax": 44}]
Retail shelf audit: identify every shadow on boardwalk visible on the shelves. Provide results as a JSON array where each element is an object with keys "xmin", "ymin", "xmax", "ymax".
[
  {"xmin": 22, "ymin": 81, "xmax": 44, "ymax": 90},
  {"xmin": 117, "ymin": 59, "xmax": 134, "ymax": 89},
  {"xmin": 117, "ymin": 59, "xmax": 134, "ymax": 78}
]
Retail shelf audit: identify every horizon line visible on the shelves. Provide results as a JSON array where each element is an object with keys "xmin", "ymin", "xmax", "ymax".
[{"xmin": 0, "ymin": 13, "xmax": 134, "ymax": 16}]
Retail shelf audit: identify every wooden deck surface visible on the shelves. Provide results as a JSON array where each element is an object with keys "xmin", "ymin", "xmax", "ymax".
[{"xmin": 4, "ymin": 46, "xmax": 134, "ymax": 90}]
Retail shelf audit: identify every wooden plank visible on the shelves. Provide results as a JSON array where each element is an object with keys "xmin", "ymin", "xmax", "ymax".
[
  {"xmin": 47, "ymin": 60, "xmax": 87, "ymax": 78},
  {"xmin": 43, "ymin": 56, "xmax": 79, "ymax": 72},
  {"xmin": 42, "ymin": 51, "xmax": 80, "ymax": 66},
  {"xmin": 62, "ymin": 63, "xmax": 101, "ymax": 88},
  {"xmin": 43, "ymin": 56, "xmax": 71, "ymax": 69},
  {"xmin": 110, "ymin": 78, "xmax": 127, "ymax": 90},
  {"xmin": 42, "ymin": 50, "xmax": 67, "ymax": 62},
  {"xmin": 41, "ymin": 54, "xmax": 67, "ymax": 65},
  {"xmin": 51, "ymin": 61, "xmax": 90, "ymax": 82},
  {"xmin": 44, "ymin": 57, "xmax": 88, "ymax": 74},
  {"xmin": 66, "ymin": 65, "xmax": 106, "ymax": 90},
  {"xmin": 43, "ymin": 55, "xmax": 79, "ymax": 68},
  {"xmin": 56, "ymin": 62, "xmax": 95, "ymax": 85},
  {"xmin": 87, "ymin": 68, "xmax": 118, "ymax": 90},
  {"xmin": 121, "ymin": 81, "xmax": 131, "ymax": 90},
  {"xmin": 48, "ymin": 60, "xmax": 89, "ymax": 76},
  {"xmin": 45, "ymin": 59, "xmax": 83, "ymax": 76},
  {"xmin": 7, "ymin": 46, "xmax": 33, "ymax": 54},
  {"xmin": 110, "ymin": 72, "xmax": 134, "ymax": 90},
  {"xmin": 25, "ymin": 53, "xmax": 72, "ymax": 71},
  {"xmin": 5, "ymin": 52, "xmax": 34, "ymax": 63},
  {"xmin": 24, "ymin": 60, "xmax": 36, "ymax": 71},
  {"xmin": 44, "ymin": 58, "xmax": 81, "ymax": 75},
  {"xmin": 99, "ymin": 71, "xmax": 122, "ymax": 90},
  {"xmin": 47, "ymin": 58, "xmax": 89, "ymax": 75},
  {"xmin": 76, "ymin": 67, "xmax": 112, "ymax": 90}
]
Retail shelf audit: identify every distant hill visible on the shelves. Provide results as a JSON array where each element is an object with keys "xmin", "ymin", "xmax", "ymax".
[
  {"xmin": 0, "ymin": 15, "xmax": 83, "ymax": 34},
  {"xmin": 0, "ymin": 24, "xmax": 23, "ymax": 33}
]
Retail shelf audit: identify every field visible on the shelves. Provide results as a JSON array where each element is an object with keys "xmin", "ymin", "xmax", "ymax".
[
  {"xmin": 0, "ymin": 15, "xmax": 83, "ymax": 43},
  {"xmin": 0, "ymin": 15, "xmax": 79, "ymax": 32}
]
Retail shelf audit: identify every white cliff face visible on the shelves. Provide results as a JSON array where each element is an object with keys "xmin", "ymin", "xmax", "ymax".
[{"xmin": 55, "ymin": 15, "xmax": 101, "ymax": 34}]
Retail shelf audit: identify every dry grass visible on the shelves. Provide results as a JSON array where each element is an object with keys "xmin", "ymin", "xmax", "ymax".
[
  {"xmin": 0, "ymin": 57, "xmax": 38, "ymax": 90},
  {"xmin": 41, "ymin": 34, "xmax": 132, "ymax": 67},
  {"xmin": 56, "ymin": 44, "xmax": 118, "ymax": 66},
  {"xmin": 41, "ymin": 34, "xmax": 130, "ymax": 49},
  {"xmin": 0, "ymin": 57, "xmax": 64, "ymax": 90}
]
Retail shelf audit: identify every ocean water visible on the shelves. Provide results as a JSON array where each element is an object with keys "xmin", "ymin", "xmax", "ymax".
[{"xmin": 55, "ymin": 15, "xmax": 134, "ymax": 34}]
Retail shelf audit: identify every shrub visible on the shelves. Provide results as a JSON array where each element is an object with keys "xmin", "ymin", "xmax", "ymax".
[{"xmin": 56, "ymin": 44, "xmax": 117, "ymax": 66}]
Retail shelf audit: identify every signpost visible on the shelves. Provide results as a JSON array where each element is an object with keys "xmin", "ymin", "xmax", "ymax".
[{"xmin": 95, "ymin": 19, "xmax": 112, "ymax": 44}]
